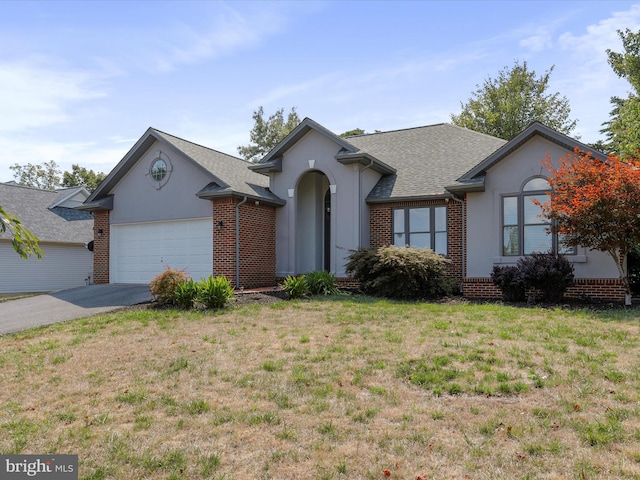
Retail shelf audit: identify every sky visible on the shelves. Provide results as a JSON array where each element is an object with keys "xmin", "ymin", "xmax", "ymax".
[{"xmin": 1, "ymin": 0, "xmax": 640, "ymax": 183}]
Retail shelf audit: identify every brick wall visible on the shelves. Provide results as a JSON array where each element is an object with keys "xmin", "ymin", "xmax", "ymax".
[
  {"xmin": 369, "ymin": 199, "xmax": 463, "ymax": 281},
  {"xmin": 239, "ymin": 201, "xmax": 276, "ymax": 288},
  {"xmin": 462, "ymin": 277, "xmax": 626, "ymax": 302},
  {"xmin": 212, "ymin": 198, "xmax": 276, "ymax": 289},
  {"xmin": 92, "ymin": 210, "xmax": 110, "ymax": 284},
  {"xmin": 212, "ymin": 198, "xmax": 236, "ymax": 284}
]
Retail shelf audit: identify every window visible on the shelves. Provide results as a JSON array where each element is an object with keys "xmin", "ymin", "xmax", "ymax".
[
  {"xmin": 151, "ymin": 159, "xmax": 167, "ymax": 181},
  {"xmin": 502, "ymin": 177, "xmax": 575, "ymax": 256},
  {"xmin": 393, "ymin": 206, "xmax": 447, "ymax": 254}
]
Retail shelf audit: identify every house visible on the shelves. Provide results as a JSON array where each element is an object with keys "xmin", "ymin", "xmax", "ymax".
[
  {"xmin": 80, "ymin": 120, "xmax": 624, "ymax": 301},
  {"xmin": 0, "ymin": 183, "xmax": 94, "ymax": 293}
]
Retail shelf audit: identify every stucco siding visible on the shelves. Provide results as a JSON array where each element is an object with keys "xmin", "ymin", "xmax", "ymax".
[
  {"xmin": 271, "ymin": 130, "xmax": 381, "ymax": 277},
  {"xmin": 110, "ymin": 140, "xmax": 213, "ymax": 225},
  {"xmin": 466, "ymin": 136, "xmax": 618, "ymax": 279}
]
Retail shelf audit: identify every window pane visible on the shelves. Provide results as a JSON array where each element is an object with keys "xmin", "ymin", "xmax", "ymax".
[
  {"xmin": 409, "ymin": 233, "xmax": 431, "ymax": 249},
  {"xmin": 524, "ymin": 225, "xmax": 552, "ymax": 254},
  {"xmin": 409, "ymin": 208, "xmax": 430, "ymax": 233},
  {"xmin": 435, "ymin": 232, "xmax": 447, "ymax": 255},
  {"xmin": 393, "ymin": 209, "xmax": 405, "ymax": 234},
  {"xmin": 524, "ymin": 195, "xmax": 547, "ymax": 224},
  {"xmin": 503, "ymin": 197, "xmax": 518, "ymax": 225},
  {"xmin": 434, "ymin": 207, "xmax": 446, "ymax": 231},
  {"xmin": 523, "ymin": 177, "xmax": 550, "ymax": 191},
  {"xmin": 394, "ymin": 232, "xmax": 406, "ymax": 247},
  {"xmin": 558, "ymin": 235, "xmax": 576, "ymax": 255},
  {"xmin": 503, "ymin": 226, "xmax": 519, "ymax": 255}
]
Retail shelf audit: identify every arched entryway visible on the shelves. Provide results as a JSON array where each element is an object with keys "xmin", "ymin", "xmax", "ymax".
[{"xmin": 296, "ymin": 171, "xmax": 331, "ymax": 273}]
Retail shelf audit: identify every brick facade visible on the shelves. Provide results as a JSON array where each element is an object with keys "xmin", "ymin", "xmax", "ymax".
[
  {"xmin": 368, "ymin": 198, "xmax": 463, "ymax": 281},
  {"xmin": 462, "ymin": 277, "xmax": 625, "ymax": 302},
  {"xmin": 92, "ymin": 210, "xmax": 110, "ymax": 284},
  {"xmin": 212, "ymin": 198, "xmax": 276, "ymax": 289}
]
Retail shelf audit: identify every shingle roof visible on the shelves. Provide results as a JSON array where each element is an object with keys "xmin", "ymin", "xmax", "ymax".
[
  {"xmin": 86, "ymin": 128, "xmax": 284, "ymax": 208},
  {"xmin": 151, "ymin": 130, "xmax": 284, "ymax": 205},
  {"xmin": 0, "ymin": 183, "xmax": 93, "ymax": 244},
  {"xmin": 345, "ymin": 124, "xmax": 506, "ymax": 201}
]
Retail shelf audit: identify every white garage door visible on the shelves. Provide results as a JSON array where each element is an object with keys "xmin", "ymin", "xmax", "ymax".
[{"xmin": 111, "ymin": 218, "xmax": 213, "ymax": 284}]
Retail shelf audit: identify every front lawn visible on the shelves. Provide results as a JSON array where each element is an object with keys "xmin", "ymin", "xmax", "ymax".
[{"xmin": 1, "ymin": 297, "xmax": 639, "ymax": 479}]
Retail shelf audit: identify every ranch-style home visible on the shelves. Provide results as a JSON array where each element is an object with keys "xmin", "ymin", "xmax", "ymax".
[
  {"xmin": 80, "ymin": 119, "xmax": 624, "ymax": 301},
  {"xmin": 0, "ymin": 182, "xmax": 94, "ymax": 293}
]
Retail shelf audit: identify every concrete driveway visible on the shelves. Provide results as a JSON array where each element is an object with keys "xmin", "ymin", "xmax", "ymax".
[{"xmin": 0, "ymin": 284, "xmax": 152, "ymax": 335}]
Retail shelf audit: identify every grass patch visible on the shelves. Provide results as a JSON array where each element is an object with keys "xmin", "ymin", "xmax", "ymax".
[{"xmin": 2, "ymin": 298, "xmax": 640, "ymax": 478}]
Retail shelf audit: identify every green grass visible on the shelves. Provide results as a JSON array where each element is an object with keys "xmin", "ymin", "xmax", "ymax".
[{"xmin": 2, "ymin": 298, "xmax": 640, "ymax": 478}]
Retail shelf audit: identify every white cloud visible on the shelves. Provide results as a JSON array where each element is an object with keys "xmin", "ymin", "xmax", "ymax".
[
  {"xmin": 557, "ymin": 4, "xmax": 640, "ymax": 75},
  {"xmin": 0, "ymin": 58, "xmax": 105, "ymax": 133},
  {"xmin": 0, "ymin": 135, "xmax": 129, "ymax": 183},
  {"xmin": 520, "ymin": 28, "xmax": 554, "ymax": 52},
  {"xmin": 145, "ymin": 4, "xmax": 289, "ymax": 73}
]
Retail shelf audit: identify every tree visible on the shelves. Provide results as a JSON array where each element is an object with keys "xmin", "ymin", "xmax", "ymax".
[
  {"xmin": 237, "ymin": 107, "xmax": 301, "ymax": 162},
  {"xmin": 339, "ymin": 128, "xmax": 366, "ymax": 138},
  {"xmin": 0, "ymin": 206, "xmax": 43, "ymax": 259},
  {"xmin": 62, "ymin": 164, "xmax": 106, "ymax": 192},
  {"xmin": 600, "ymin": 29, "xmax": 640, "ymax": 158},
  {"xmin": 538, "ymin": 148, "xmax": 640, "ymax": 304},
  {"xmin": 451, "ymin": 61, "xmax": 577, "ymax": 140},
  {"xmin": 10, "ymin": 160, "xmax": 61, "ymax": 190},
  {"xmin": 10, "ymin": 161, "xmax": 106, "ymax": 192}
]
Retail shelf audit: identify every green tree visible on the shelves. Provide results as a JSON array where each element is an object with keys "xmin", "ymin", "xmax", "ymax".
[
  {"xmin": 62, "ymin": 164, "xmax": 106, "ymax": 192},
  {"xmin": 339, "ymin": 128, "xmax": 366, "ymax": 138},
  {"xmin": 0, "ymin": 206, "xmax": 43, "ymax": 259},
  {"xmin": 238, "ymin": 107, "xmax": 301, "ymax": 162},
  {"xmin": 10, "ymin": 160, "xmax": 61, "ymax": 190},
  {"xmin": 451, "ymin": 61, "xmax": 577, "ymax": 140},
  {"xmin": 601, "ymin": 29, "xmax": 640, "ymax": 158}
]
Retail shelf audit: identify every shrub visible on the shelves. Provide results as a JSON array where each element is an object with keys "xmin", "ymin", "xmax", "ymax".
[
  {"xmin": 174, "ymin": 278, "xmax": 199, "ymax": 309},
  {"xmin": 490, "ymin": 265, "xmax": 526, "ymax": 302},
  {"xmin": 196, "ymin": 275, "xmax": 234, "ymax": 309},
  {"xmin": 345, "ymin": 245, "xmax": 451, "ymax": 299},
  {"xmin": 281, "ymin": 275, "xmax": 309, "ymax": 299},
  {"xmin": 149, "ymin": 267, "xmax": 188, "ymax": 306},
  {"xmin": 517, "ymin": 252, "xmax": 574, "ymax": 303},
  {"xmin": 305, "ymin": 271, "xmax": 339, "ymax": 295}
]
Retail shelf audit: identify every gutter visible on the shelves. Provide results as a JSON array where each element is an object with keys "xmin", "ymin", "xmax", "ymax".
[{"xmin": 235, "ymin": 196, "xmax": 248, "ymax": 288}]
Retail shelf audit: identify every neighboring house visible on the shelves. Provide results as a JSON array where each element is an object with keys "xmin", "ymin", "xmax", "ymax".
[
  {"xmin": 0, "ymin": 183, "xmax": 94, "ymax": 293},
  {"xmin": 80, "ymin": 120, "xmax": 624, "ymax": 301}
]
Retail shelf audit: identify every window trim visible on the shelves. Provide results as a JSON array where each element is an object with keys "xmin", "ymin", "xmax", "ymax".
[
  {"xmin": 501, "ymin": 176, "xmax": 576, "ymax": 256},
  {"xmin": 146, "ymin": 152, "xmax": 173, "ymax": 190},
  {"xmin": 392, "ymin": 205, "xmax": 447, "ymax": 254}
]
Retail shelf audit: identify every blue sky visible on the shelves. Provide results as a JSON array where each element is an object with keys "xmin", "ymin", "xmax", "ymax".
[{"xmin": 1, "ymin": 0, "xmax": 639, "ymax": 182}]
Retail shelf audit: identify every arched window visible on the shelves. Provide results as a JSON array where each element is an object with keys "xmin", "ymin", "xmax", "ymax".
[{"xmin": 502, "ymin": 177, "xmax": 575, "ymax": 256}]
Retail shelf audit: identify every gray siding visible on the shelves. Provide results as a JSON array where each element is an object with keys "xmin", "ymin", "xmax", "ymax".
[
  {"xmin": 110, "ymin": 140, "xmax": 213, "ymax": 225},
  {"xmin": 466, "ymin": 136, "xmax": 617, "ymax": 279}
]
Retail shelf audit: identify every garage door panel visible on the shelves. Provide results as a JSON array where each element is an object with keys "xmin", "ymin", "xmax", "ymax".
[{"xmin": 111, "ymin": 219, "xmax": 213, "ymax": 284}]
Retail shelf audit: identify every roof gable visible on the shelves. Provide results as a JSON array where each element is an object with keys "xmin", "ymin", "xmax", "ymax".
[
  {"xmin": 84, "ymin": 128, "xmax": 284, "ymax": 209},
  {"xmin": 253, "ymin": 118, "xmax": 358, "ymax": 169},
  {"xmin": 48, "ymin": 186, "xmax": 90, "ymax": 209},
  {"xmin": 457, "ymin": 122, "xmax": 607, "ymax": 184}
]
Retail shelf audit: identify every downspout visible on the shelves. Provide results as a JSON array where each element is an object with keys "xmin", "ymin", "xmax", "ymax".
[
  {"xmin": 235, "ymin": 196, "xmax": 248, "ymax": 288},
  {"xmin": 448, "ymin": 195, "xmax": 466, "ymax": 293},
  {"xmin": 358, "ymin": 159, "xmax": 375, "ymax": 246}
]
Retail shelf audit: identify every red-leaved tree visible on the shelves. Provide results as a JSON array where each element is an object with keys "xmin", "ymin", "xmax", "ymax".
[{"xmin": 539, "ymin": 148, "xmax": 640, "ymax": 303}]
